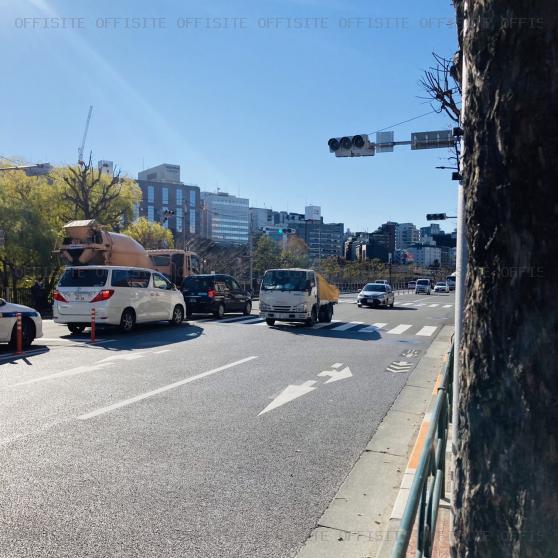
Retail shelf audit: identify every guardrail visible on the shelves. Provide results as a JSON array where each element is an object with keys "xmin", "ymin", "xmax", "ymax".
[{"xmin": 391, "ymin": 343, "xmax": 454, "ymax": 558}]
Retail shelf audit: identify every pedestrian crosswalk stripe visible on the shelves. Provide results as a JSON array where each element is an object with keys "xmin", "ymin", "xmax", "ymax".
[
  {"xmin": 416, "ymin": 326, "xmax": 437, "ymax": 337},
  {"xmin": 386, "ymin": 324, "xmax": 412, "ymax": 335},
  {"xmin": 219, "ymin": 315, "xmax": 253, "ymax": 323},
  {"xmin": 359, "ymin": 322, "xmax": 387, "ymax": 333},
  {"xmin": 239, "ymin": 317, "xmax": 264, "ymax": 324},
  {"xmin": 314, "ymin": 320, "xmax": 341, "ymax": 328},
  {"xmin": 331, "ymin": 321, "xmax": 364, "ymax": 331},
  {"xmin": 442, "ymin": 304, "xmax": 453, "ymax": 308}
]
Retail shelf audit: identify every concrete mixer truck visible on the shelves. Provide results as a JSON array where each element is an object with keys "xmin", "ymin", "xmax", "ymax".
[{"xmin": 56, "ymin": 220, "xmax": 200, "ymax": 284}]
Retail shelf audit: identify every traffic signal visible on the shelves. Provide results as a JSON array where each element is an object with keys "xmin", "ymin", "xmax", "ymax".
[
  {"xmin": 426, "ymin": 213, "xmax": 447, "ymax": 221},
  {"xmin": 328, "ymin": 134, "xmax": 375, "ymax": 157}
]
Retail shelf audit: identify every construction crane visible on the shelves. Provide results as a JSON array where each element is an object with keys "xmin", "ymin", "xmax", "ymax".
[{"xmin": 77, "ymin": 105, "xmax": 93, "ymax": 166}]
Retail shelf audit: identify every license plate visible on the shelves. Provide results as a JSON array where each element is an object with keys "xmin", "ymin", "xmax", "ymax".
[{"xmin": 76, "ymin": 295, "xmax": 87, "ymax": 301}]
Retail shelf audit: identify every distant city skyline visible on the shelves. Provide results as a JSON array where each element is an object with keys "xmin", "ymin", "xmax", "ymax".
[{"xmin": 2, "ymin": 0, "xmax": 458, "ymax": 233}]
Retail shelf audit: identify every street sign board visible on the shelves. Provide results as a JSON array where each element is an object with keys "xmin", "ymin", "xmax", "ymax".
[
  {"xmin": 411, "ymin": 130, "xmax": 454, "ymax": 150},
  {"xmin": 376, "ymin": 131, "xmax": 394, "ymax": 153}
]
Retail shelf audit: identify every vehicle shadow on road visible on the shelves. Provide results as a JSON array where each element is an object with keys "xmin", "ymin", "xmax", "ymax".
[
  {"xmin": 0, "ymin": 346, "xmax": 50, "ymax": 364},
  {"xmin": 53, "ymin": 322, "xmax": 205, "ymax": 352},
  {"xmin": 267, "ymin": 323, "xmax": 383, "ymax": 341}
]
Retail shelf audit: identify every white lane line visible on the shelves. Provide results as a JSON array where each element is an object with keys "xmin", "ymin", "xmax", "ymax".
[
  {"xmin": 331, "ymin": 321, "xmax": 364, "ymax": 331},
  {"xmin": 427, "ymin": 304, "xmax": 439, "ymax": 307},
  {"xmin": 442, "ymin": 304, "xmax": 453, "ymax": 308},
  {"xmin": 414, "ymin": 303, "xmax": 426, "ymax": 307},
  {"xmin": 386, "ymin": 324, "xmax": 412, "ymax": 335},
  {"xmin": 9, "ymin": 362, "xmax": 115, "ymax": 387},
  {"xmin": 416, "ymin": 326, "xmax": 437, "ymax": 337},
  {"xmin": 78, "ymin": 356, "xmax": 259, "ymax": 420},
  {"xmin": 38, "ymin": 338, "xmax": 116, "ymax": 345},
  {"xmin": 400, "ymin": 302, "xmax": 414, "ymax": 306},
  {"xmin": 153, "ymin": 349, "xmax": 171, "ymax": 354},
  {"xmin": 359, "ymin": 322, "xmax": 388, "ymax": 333}
]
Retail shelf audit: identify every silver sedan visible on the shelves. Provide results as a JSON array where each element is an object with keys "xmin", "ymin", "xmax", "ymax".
[{"xmin": 357, "ymin": 283, "xmax": 395, "ymax": 308}]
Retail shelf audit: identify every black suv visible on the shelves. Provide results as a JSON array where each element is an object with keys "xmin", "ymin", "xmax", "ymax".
[{"xmin": 181, "ymin": 274, "xmax": 252, "ymax": 318}]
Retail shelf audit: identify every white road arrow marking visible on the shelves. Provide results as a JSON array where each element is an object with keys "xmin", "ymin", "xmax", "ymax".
[
  {"xmin": 258, "ymin": 381, "xmax": 317, "ymax": 415},
  {"xmin": 317, "ymin": 366, "xmax": 353, "ymax": 384}
]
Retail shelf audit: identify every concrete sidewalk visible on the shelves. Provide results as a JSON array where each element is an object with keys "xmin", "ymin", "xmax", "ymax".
[{"xmin": 294, "ymin": 325, "xmax": 454, "ymax": 558}]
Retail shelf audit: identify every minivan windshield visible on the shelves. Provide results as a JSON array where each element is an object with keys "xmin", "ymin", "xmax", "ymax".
[
  {"xmin": 417, "ymin": 279, "xmax": 430, "ymax": 285},
  {"xmin": 58, "ymin": 268, "xmax": 108, "ymax": 287},
  {"xmin": 261, "ymin": 270, "xmax": 307, "ymax": 291}
]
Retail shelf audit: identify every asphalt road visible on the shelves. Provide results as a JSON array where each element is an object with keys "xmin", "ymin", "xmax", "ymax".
[{"xmin": 0, "ymin": 291, "xmax": 455, "ymax": 558}]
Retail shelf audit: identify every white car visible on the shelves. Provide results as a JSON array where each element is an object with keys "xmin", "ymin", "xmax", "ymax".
[
  {"xmin": 53, "ymin": 266, "xmax": 186, "ymax": 334},
  {"xmin": 415, "ymin": 278, "xmax": 432, "ymax": 295},
  {"xmin": 357, "ymin": 283, "xmax": 395, "ymax": 308},
  {"xmin": 0, "ymin": 298, "xmax": 43, "ymax": 348},
  {"xmin": 434, "ymin": 281, "xmax": 450, "ymax": 293}
]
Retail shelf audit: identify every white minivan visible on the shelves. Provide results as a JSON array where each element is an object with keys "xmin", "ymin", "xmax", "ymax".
[{"xmin": 53, "ymin": 266, "xmax": 186, "ymax": 334}]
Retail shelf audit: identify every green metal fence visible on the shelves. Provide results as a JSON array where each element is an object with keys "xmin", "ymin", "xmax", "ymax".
[{"xmin": 391, "ymin": 343, "xmax": 454, "ymax": 558}]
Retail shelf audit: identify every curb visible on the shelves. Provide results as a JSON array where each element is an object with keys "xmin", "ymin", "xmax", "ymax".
[{"xmin": 294, "ymin": 325, "xmax": 454, "ymax": 558}]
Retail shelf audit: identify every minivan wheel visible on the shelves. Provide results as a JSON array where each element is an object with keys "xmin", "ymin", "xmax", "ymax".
[
  {"xmin": 170, "ymin": 305, "xmax": 184, "ymax": 326},
  {"xmin": 68, "ymin": 324, "xmax": 86, "ymax": 335},
  {"xmin": 120, "ymin": 308, "xmax": 135, "ymax": 333},
  {"xmin": 243, "ymin": 301, "xmax": 252, "ymax": 316},
  {"xmin": 213, "ymin": 303, "xmax": 225, "ymax": 319}
]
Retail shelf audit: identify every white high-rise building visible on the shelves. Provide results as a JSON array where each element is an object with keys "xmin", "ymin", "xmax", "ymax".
[
  {"xmin": 304, "ymin": 205, "xmax": 321, "ymax": 221},
  {"xmin": 395, "ymin": 223, "xmax": 419, "ymax": 249},
  {"xmin": 97, "ymin": 160, "xmax": 114, "ymax": 177},
  {"xmin": 406, "ymin": 245, "xmax": 442, "ymax": 267}
]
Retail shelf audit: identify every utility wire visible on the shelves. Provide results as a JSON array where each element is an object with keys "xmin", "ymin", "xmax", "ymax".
[{"xmin": 368, "ymin": 110, "xmax": 438, "ymax": 135}]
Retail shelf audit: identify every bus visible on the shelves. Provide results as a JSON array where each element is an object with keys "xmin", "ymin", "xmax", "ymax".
[
  {"xmin": 446, "ymin": 272, "xmax": 456, "ymax": 291},
  {"xmin": 147, "ymin": 249, "xmax": 201, "ymax": 285}
]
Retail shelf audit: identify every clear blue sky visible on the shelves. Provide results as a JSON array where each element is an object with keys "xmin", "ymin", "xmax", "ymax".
[{"xmin": 2, "ymin": 0, "xmax": 459, "ymax": 233}]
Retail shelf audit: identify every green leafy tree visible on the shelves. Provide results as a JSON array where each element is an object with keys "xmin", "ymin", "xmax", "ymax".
[
  {"xmin": 0, "ymin": 163, "xmax": 66, "ymax": 290},
  {"xmin": 122, "ymin": 218, "xmax": 174, "ymax": 250},
  {"xmin": 252, "ymin": 235, "xmax": 281, "ymax": 275}
]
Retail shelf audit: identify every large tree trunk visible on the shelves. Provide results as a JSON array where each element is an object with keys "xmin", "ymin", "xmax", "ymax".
[{"xmin": 453, "ymin": 1, "xmax": 558, "ymax": 556}]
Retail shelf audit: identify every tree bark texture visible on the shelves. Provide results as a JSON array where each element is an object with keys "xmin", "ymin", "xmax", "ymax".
[{"xmin": 454, "ymin": 1, "xmax": 558, "ymax": 556}]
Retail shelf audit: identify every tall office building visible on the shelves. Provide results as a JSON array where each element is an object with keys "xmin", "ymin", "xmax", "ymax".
[
  {"xmin": 249, "ymin": 207, "xmax": 274, "ymax": 234},
  {"xmin": 395, "ymin": 223, "xmax": 419, "ymax": 249},
  {"xmin": 137, "ymin": 164, "xmax": 201, "ymax": 245},
  {"xmin": 201, "ymin": 191, "xmax": 250, "ymax": 245}
]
